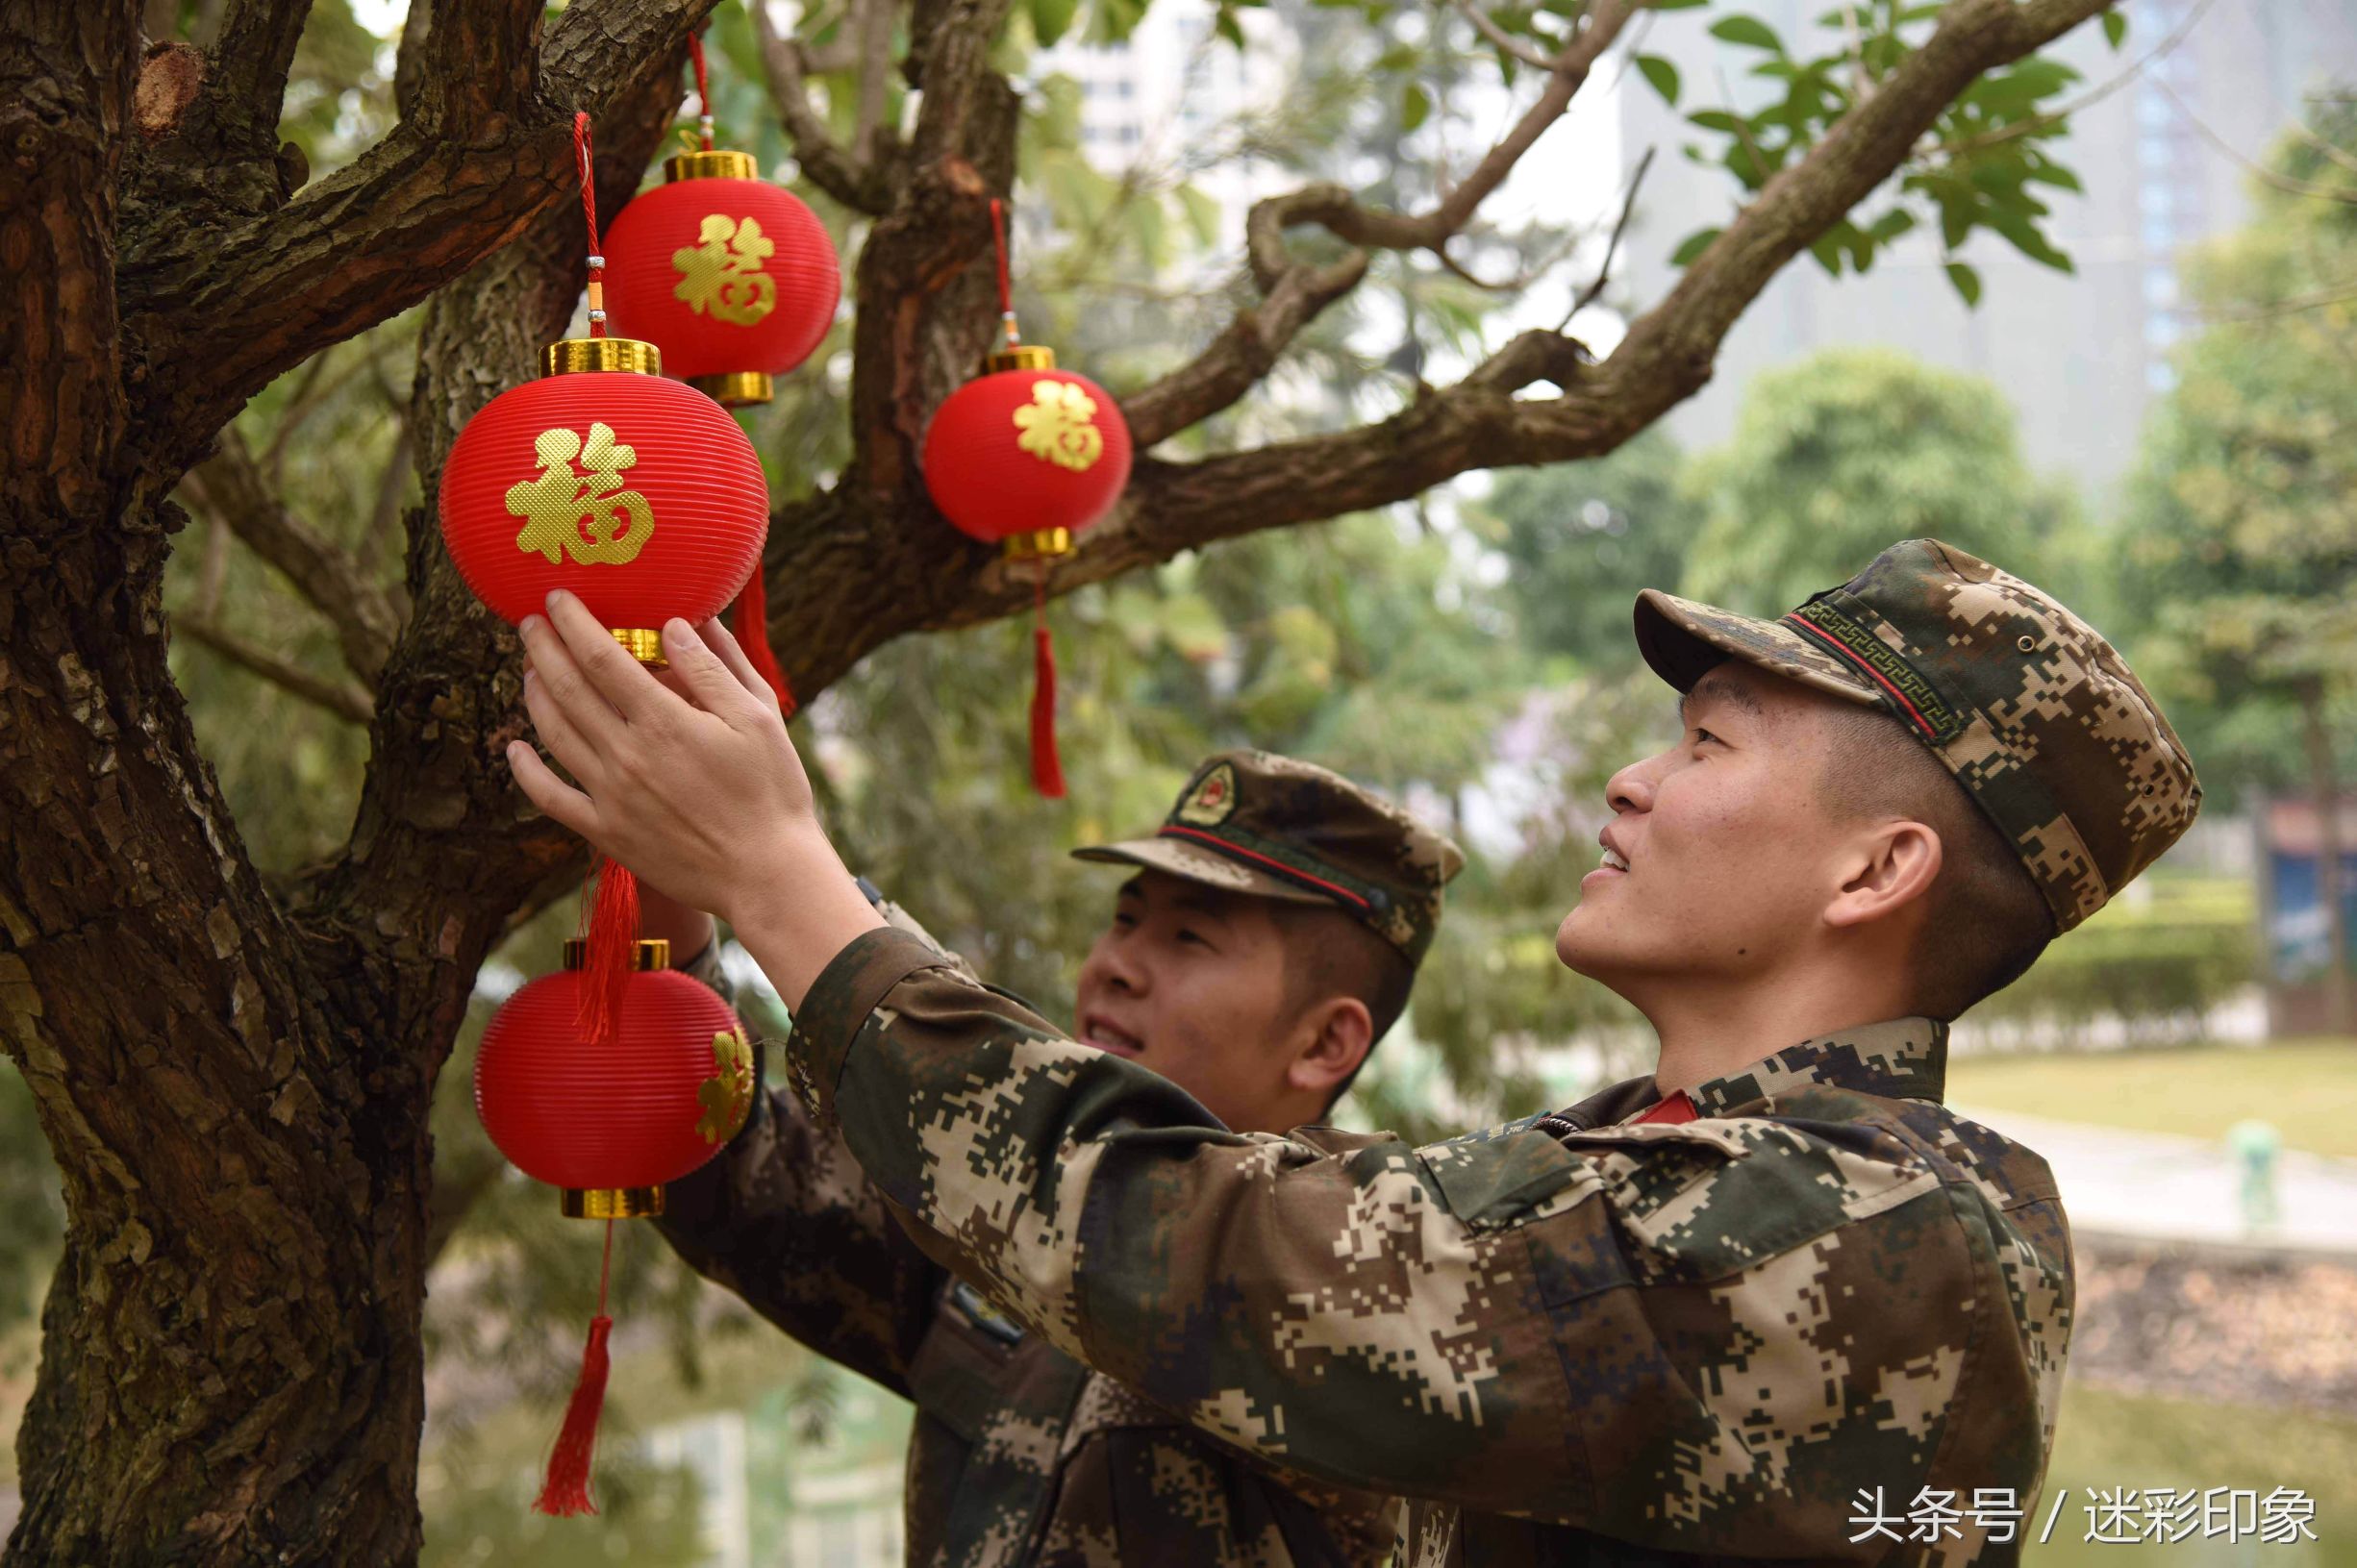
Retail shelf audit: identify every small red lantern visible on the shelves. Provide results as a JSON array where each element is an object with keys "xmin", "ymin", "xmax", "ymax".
[
  {"xmin": 600, "ymin": 148, "xmax": 840, "ymax": 409},
  {"xmin": 920, "ymin": 206, "xmax": 1133, "ymax": 797},
  {"xmin": 475, "ymin": 939, "xmax": 752, "ymax": 1214},
  {"xmin": 475, "ymin": 936, "xmax": 755, "ymax": 1517}
]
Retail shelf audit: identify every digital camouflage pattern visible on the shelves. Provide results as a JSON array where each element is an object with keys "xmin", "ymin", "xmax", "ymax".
[
  {"xmin": 662, "ymin": 932, "xmax": 1402, "ymax": 1567},
  {"xmin": 1634, "ymin": 537, "xmax": 2201, "ymax": 933},
  {"xmin": 786, "ymin": 927, "xmax": 2074, "ymax": 1566},
  {"xmin": 1072, "ymin": 750, "xmax": 1467, "ymax": 964}
]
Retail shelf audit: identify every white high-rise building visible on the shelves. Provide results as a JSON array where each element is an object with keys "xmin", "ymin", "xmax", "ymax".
[{"xmin": 1617, "ymin": 0, "xmax": 2357, "ymax": 493}]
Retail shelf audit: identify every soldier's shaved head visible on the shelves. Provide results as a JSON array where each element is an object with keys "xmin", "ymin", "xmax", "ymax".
[{"xmin": 1816, "ymin": 703, "xmax": 2053, "ymax": 1017}]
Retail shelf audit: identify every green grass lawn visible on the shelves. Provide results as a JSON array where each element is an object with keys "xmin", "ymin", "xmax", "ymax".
[
  {"xmin": 1948, "ymin": 1039, "xmax": 2357, "ymax": 1158},
  {"xmin": 2036, "ymin": 1383, "xmax": 2357, "ymax": 1563}
]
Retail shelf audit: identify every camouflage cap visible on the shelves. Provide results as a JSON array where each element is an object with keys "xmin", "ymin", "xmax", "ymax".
[
  {"xmin": 1632, "ymin": 537, "xmax": 2201, "ymax": 933},
  {"xmin": 1072, "ymin": 750, "xmax": 1467, "ymax": 964}
]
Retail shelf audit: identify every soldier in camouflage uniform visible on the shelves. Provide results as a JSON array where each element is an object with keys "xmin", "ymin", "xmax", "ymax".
[
  {"xmin": 644, "ymin": 752, "xmax": 1466, "ymax": 1566},
  {"xmin": 512, "ymin": 538, "xmax": 2203, "ymax": 1564}
]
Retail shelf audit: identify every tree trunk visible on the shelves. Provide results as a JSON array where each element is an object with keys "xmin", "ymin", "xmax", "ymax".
[{"xmin": 2299, "ymin": 677, "xmax": 2353, "ymax": 1037}]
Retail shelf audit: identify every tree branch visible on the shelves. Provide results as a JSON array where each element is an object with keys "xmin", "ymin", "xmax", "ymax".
[
  {"xmin": 118, "ymin": 0, "xmax": 720, "ymax": 476},
  {"xmin": 180, "ymin": 426, "xmax": 408, "ymax": 684},
  {"xmin": 751, "ymin": 0, "xmax": 895, "ymax": 213},
  {"xmin": 1120, "ymin": 1, "xmax": 1629, "ymax": 447},
  {"xmin": 1564, "ymin": 144, "xmax": 1655, "ymax": 325},
  {"xmin": 173, "ymin": 612, "xmax": 376, "ymax": 723}
]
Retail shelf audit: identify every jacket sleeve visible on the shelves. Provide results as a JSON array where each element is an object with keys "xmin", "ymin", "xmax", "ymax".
[
  {"xmin": 784, "ymin": 928, "xmax": 2008, "ymax": 1549},
  {"xmin": 655, "ymin": 937, "xmax": 943, "ymax": 1397}
]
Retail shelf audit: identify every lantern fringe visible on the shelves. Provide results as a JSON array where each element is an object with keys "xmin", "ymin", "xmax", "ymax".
[
  {"xmin": 535, "ymin": 1221, "xmax": 617, "ymax": 1516},
  {"xmin": 1029, "ymin": 576, "xmax": 1065, "ymax": 799},
  {"xmin": 579, "ymin": 858, "xmax": 639, "ymax": 1048},
  {"xmin": 734, "ymin": 564, "xmax": 797, "ymax": 719}
]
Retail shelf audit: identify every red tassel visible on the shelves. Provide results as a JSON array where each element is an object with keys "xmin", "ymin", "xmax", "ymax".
[
  {"xmin": 1030, "ymin": 620, "xmax": 1066, "ymax": 800},
  {"xmin": 579, "ymin": 858, "xmax": 639, "ymax": 1048},
  {"xmin": 733, "ymin": 565, "xmax": 796, "ymax": 719},
  {"xmin": 534, "ymin": 1313, "xmax": 614, "ymax": 1516},
  {"xmin": 535, "ymin": 1219, "xmax": 619, "ymax": 1517}
]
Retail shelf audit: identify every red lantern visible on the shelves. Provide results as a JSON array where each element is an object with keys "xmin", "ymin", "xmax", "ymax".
[
  {"xmin": 439, "ymin": 336, "xmax": 769, "ymax": 661},
  {"xmin": 600, "ymin": 149, "xmax": 840, "ymax": 409},
  {"xmin": 474, "ymin": 936, "xmax": 755, "ymax": 1517},
  {"xmin": 475, "ymin": 939, "xmax": 753, "ymax": 1213},
  {"xmin": 921, "ymin": 340, "xmax": 1133, "ymax": 800},
  {"xmin": 921, "ymin": 346, "xmax": 1134, "ymax": 557}
]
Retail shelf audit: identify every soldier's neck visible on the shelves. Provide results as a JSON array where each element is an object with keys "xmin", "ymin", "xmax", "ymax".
[{"xmin": 1641, "ymin": 967, "xmax": 1916, "ymax": 1097}]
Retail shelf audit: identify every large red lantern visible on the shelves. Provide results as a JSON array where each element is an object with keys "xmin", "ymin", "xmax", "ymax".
[
  {"xmin": 600, "ymin": 148, "xmax": 840, "ymax": 408},
  {"xmin": 921, "ymin": 206, "xmax": 1133, "ymax": 798},
  {"xmin": 475, "ymin": 939, "xmax": 752, "ymax": 1215},
  {"xmin": 439, "ymin": 336, "xmax": 769, "ymax": 663}
]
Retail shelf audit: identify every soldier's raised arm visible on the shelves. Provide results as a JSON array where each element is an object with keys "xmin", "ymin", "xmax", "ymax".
[
  {"xmin": 785, "ymin": 927, "xmax": 2019, "ymax": 1553},
  {"xmin": 652, "ymin": 903, "xmax": 951, "ymax": 1397}
]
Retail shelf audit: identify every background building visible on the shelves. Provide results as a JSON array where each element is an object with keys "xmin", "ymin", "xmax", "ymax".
[{"xmin": 1619, "ymin": 0, "xmax": 2357, "ymax": 494}]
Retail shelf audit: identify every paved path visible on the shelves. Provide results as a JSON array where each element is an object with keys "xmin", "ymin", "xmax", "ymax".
[{"xmin": 1950, "ymin": 1102, "xmax": 2357, "ymax": 1256}]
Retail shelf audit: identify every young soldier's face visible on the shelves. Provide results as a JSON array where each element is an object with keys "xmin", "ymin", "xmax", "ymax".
[
  {"xmin": 1072, "ymin": 872, "xmax": 1305, "ymax": 1134},
  {"xmin": 1554, "ymin": 660, "xmax": 1857, "ymax": 996}
]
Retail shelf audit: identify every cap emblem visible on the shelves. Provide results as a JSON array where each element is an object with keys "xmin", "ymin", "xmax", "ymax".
[{"xmin": 1175, "ymin": 761, "xmax": 1239, "ymax": 827}]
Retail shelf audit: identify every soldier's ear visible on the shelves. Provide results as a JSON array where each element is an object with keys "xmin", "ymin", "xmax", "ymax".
[
  {"xmin": 1285, "ymin": 997, "xmax": 1372, "ymax": 1101},
  {"xmin": 1823, "ymin": 819, "xmax": 1943, "ymax": 932}
]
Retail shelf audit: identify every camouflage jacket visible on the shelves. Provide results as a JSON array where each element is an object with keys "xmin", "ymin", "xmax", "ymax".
[
  {"xmin": 783, "ymin": 927, "xmax": 2076, "ymax": 1567},
  {"xmin": 658, "ymin": 943, "xmax": 1401, "ymax": 1568}
]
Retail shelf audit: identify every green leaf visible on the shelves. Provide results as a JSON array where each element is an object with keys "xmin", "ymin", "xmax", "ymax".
[
  {"xmin": 2024, "ymin": 161, "xmax": 2085, "ymax": 193},
  {"xmin": 1866, "ymin": 208, "xmax": 1918, "ymax": 243},
  {"xmin": 1945, "ymin": 260, "xmax": 1983, "ymax": 307},
  {"xmin": 1375, "ymin": 42, "xmax": 1418, "ymax": 72},
  {"xmin": 1215, "ymin": 6, "xmax": 1245, "ymax": 45},
  {"xmin": 1176, "ymin": 183, "xmax": 1221, "ymax": 249},
  {"xmin": 2102, "ymin": 9, "xmax": 2128, "ymax": 48},
  {"xmin": 1707, "ymin": 14, "xmax": 1784, "ymax": 53},
  {"xmin": 1635, "ymin": 54, "xmax": 1680, "ymax": 106},
  {"xmin": 1669, "ymin": 226, "xmax": 1721, "ymax": 266},
  {"xmin": 1647, "ymin": 0, "xmax": 1710, "ymax": 10},
  {"xmin": 1401, "ymin": 82, "xmax": 1431, "ymax": 133},
  {"xmin": 1030, "ymin": 0, "xmax": 1079, "ymax": 45},
  {"xmin": 1688, "ymin": 109, "xmax": 1745, "ymax": 134},
  {"xmin": 1809, "ymin": 233, "xmax": 1846, "ymax": 277}
]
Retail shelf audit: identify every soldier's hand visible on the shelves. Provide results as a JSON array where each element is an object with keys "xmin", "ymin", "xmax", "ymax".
[{"xmin": 509, "ymin": 593, "xmax": 815, "ymax": 927}]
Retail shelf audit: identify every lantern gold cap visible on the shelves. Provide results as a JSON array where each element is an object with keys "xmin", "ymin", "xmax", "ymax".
[
  {"xmin": 563, "ymin": 1186, "xmax": 665, "ymax": 1219},
  {"xmin": 542, "ymin": 337, "xmax": 663, "ymax": 377},
  {"xmin": 1004, "ymin": 528, "xmax": 1074, "ymax": 561},
  {"xmin": 666, "ymin": 149, "xmax": 760, "ymax": 182},
  {"xmin": 988, "ymin": 343, "xmax": 1057, "ymax": 373},
  {"xmin": 561, "ymin": 937, "xmax": 673, "ymax": 972},
  {"xmin": 690, "ymin": 370, "xmax": 775, "ymax": 406}
]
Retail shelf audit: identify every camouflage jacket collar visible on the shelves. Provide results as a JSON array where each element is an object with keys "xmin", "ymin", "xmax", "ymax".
[
  {"xmin": 1554, "ymin": 1016, "xmax": 1948, "ymax": 1131},
  {"xmin": 1685, "ymin": 1015, "xmax": 1948, "ymax": 1115}
]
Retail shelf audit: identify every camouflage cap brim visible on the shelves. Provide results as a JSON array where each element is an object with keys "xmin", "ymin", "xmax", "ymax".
[
  {"xmin": 1634, "ymin": 588, "xmax": 1883, "ymax": 709},
  {"xmin": 1070, "ymin": 837, "xmax": 1339, "ymax": 908}
]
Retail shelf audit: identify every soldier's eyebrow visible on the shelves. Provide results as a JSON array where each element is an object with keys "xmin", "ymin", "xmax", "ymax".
[{"xmin": 1681, "ymin": 669, "xmax": 1764, "ymax": 726}]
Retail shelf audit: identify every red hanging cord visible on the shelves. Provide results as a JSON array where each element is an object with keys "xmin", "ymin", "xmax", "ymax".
[
  {"xmin": 733, "ymin": 560, "xmax": 798, "ymax": 719},
  {"xmin": 574, "ymin": 112, "xmax": 609, "ymax": 339},
  {"xmin": 689, "ymin": 27, "xmax": 715, "ymax": 151},
  {"xmin": 536, "ymin": 1219, "xmax": 618, "ymax": 1516},
  {"xmin": 1029, "ymin": 567, "xmax": 1066, "ymax": 799},
  {"xmin": 989, "ymin": 197, "xmax": 1019, "ymax": 351}
]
